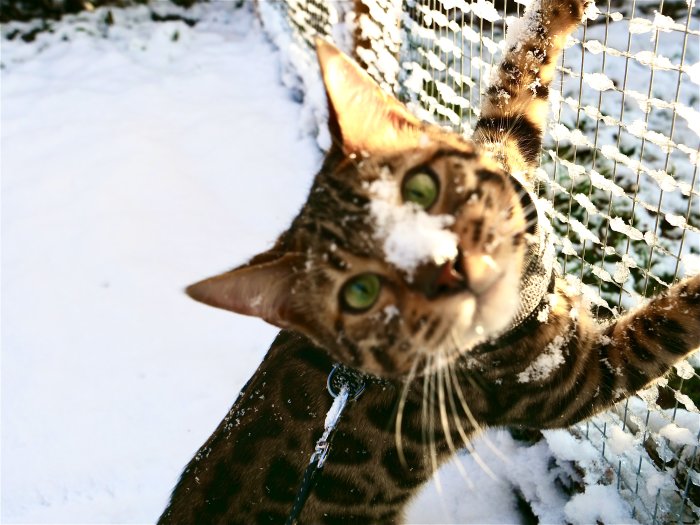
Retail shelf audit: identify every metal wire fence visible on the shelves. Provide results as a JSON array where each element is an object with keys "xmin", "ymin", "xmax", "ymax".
[{"xmin": 258, "ymin": 0, "xmax": 700, "ymax": 522}]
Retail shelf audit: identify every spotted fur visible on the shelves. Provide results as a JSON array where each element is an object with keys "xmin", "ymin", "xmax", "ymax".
[{"xmin": 159, "ymin": 1, "xmax": 700, "ymax": 523}]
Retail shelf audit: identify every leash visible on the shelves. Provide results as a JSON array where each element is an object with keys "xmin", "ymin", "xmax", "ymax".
[{"xmin": 285, "ymin": 363, "xmax": 366, "ymax": 525}]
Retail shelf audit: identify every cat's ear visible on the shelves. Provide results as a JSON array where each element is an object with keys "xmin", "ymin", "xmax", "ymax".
[
  {"xmin": 316, "ymin": 38, "xmax": 421, "ymax": 153},
  {"xmin": 185, "ymin": 253, "xmax": 305, "ymax": 329}
]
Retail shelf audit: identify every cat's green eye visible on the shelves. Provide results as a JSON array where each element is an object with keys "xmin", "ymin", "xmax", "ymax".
[
  {"xmin": 341, "ymin": 273, "xmax": 381, "ymax": 312},
  {"xmin": 402, "ymin": 170, "xmax": 439, "ymax": 209}
]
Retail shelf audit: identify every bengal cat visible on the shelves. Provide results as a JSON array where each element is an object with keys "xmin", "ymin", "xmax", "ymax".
[{"xmin": 159, "ymin": 1, "xmax": 700, "ymax": 523}]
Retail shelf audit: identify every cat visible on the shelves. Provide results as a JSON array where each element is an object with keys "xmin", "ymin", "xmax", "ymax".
[{"xmin": 158, "ymin": 1, "xmax": 700, "ymax": 523}]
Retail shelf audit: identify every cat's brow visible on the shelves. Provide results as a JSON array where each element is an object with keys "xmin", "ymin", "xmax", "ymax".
[
  {"xmin": 326, "ymin": 251, "xmax": 349, "ymax": 272},
  {"xmin": 426, "ymin": 148, "xmax": 478, "ymax": 165},
  {"xmin": 474, "ymin": 169, "xmax": 505, "ymax": 186}
]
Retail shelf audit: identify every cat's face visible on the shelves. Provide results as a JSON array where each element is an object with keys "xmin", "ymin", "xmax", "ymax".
[{"xmin": 187, "ymin": 41, "xmax": 535, "ymax": 378}]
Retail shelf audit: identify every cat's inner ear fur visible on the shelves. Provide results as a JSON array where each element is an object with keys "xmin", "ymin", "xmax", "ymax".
[
  {"xmin": 316, "ymin": 38, "xmax": 422, "ymax": 154},
  {"xmin": 185, "ymin": 253, "xmax": 305, "ymax": 329}
]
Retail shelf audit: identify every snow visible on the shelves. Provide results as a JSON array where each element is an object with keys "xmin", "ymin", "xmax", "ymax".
[
  {"xmin": 564, "ymin": 485, "xmax": 638, "ymax": 524},
  {"xmin": 609, "ymin": 217, "xmax": 645, "ymax": 241},
  {"xmin": 382, "ymin": 304, "xmax": 400, "ymax": 321},
  {"xmin": 630, "ymin": 17, "xmax": 654, "ymax": 34},
  {"xmin": 1, "ymin": 5, "xmax": 534, "ymax": 524},
  {"xmin": 368, "ymin": 177, "xmax": 458, "ymax": 277},
  {"xmin": 583, "ymin": 71, "xmax": 616, "ymax": 91},
  {"xmin": 470, "ymin": 0, "xmax": 501, "ymax": 23},
  {"xmin": 658, "ymin": 423, "xmax": 696, "ymax": 446},
  {"xmin": 588, "ymin": 169, "xmax": 627, "ymax": 198},
  {"xmin": 256, "ymin": 0, "xmax": 333, "ymax": 149},
  {"xmin": 684, "ymin": 253, "xmax": 700, "ymax": 275},
  {"xmin": 674, "ymin": 390, "xmax": 698, "ymax": 412},
  {"xmin": 408, "ymin": 430, "xmax": 573, "ymax": 524},
  {"xmin": 354, "ymin": 0, "xmax": 403, "ymax": 92},
  {"xmin": 583, "ymin": 2, "xmax": 601, "ymax": 21},
  {"xmin": 517, "ymin": 335, "xmax": 567, "ymax": 383},
  {"xmin": 665, "ymin": 212, "xmax": 688, "ymax": 229},
  {"xmin": 540, "ymin": 10, "xmax": 700, "ymax": 297},
  {"xmin": 2, "ymin": 4, "xmax": 320, "ymax": 522},
  {"xmin": 608, "ymin": 426, "xmax": 636, "ymax": 455},
  {"xmin": 612, "ymin": 254, "xmax": 636, "ymax": 284},
  {"xmin": 503, "ymin": 0, "xmax": 543, "ymax": 54},
  {"xmin": 544, "ymin": 429, "xmax": 597, "ymax": 464}
]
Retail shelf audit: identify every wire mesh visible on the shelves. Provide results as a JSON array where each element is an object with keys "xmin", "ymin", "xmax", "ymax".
[
  {"xmin": 258, "ymin": 1, "xmax": 700, "ymax": 523},
  {"xmin": 281, "ymin": 0, "xmax": 333, "ymax": 46}
]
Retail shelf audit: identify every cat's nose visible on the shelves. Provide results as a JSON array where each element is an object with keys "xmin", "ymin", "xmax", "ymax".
[
  {"xmin": 462, "ymin": 253, "xmax": 501, "ymax": 295},
  {"xmin": 412, "ymin": 258, "xmax": 465, "ymax": 299}
]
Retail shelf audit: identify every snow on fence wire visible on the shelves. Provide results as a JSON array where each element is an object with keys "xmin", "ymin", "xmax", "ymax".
[{"xmin": 258, "ymin": 0, "xmax": 700, "ymax": 522}]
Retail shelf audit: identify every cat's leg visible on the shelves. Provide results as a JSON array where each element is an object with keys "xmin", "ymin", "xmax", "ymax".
[
  {"xmin": 586, "ymin": 274, "xmax": 700, "ymax": 413},
  {"xmin": 496, "ymin": 274, "xmax": 700, "ymax": 429},
  {"xmin": 474, "ymin": 0, "xmax": 591, "ymax": 172}
]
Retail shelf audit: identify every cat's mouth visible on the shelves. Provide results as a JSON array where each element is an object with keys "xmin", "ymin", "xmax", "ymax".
[
  {"xmin": 438, "ymin": 251, "xmax": 469, "ymax": 294},
  {"xmin": 452, "ymin": 251, "xmax": 468, "ymax": 288},
  {"xmin": 412, "ymin": 249, "xmax": 468, "ymax": 299},
  {"xmin": 415, "ymin": 247, "xmax": 505, "ymax": 301}
]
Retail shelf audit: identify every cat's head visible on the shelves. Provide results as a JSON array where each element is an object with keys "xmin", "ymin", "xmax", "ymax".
[{"xmin": 187, "ymin": 40, "xmax": 538, "ymax": 378}]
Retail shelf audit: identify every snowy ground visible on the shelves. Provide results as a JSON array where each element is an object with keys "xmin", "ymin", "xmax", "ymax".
[
  {"xmin": 0, "ymin": 2, "xmax": 677, "ymax": 524},
  {"xmin": 2, "ymin": 4, "xmax": 320, "ymax": 522}
]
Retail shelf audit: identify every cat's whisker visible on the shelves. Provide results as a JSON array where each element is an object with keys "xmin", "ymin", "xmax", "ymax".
[
  {"xmin": 444, "ymin": 360, "xmax": 479, "ymax": 484},
  {"xmin": 453, "ymin": 363, "xmax": 511, "ymax": 467},
  {"xmin": 420, "ymin": 353, "xmax": 431, "ymax": 455},
  {"xmin": 444, "ymin": 332, "xmax": 501, "ymax": 477},
  {"xmin": 426, "ymin": 355, "xmax": 443, "ymax": 495},
  {"xmin": 445, "ymin": 362, "xmax": 499, "ymax": 481},
  {"xmin": 509, "ymin": 193, "xmax": 538, "ymax": 219},
  {"xmin": 437, "ymin": 351, "xmax": 474, "ymax": 489},
  {"xmin": 395, "ymin": 354, "xmax": 420, "ymax": 469}
]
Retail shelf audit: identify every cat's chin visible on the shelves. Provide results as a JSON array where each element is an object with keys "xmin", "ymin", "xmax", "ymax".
[
  {"xmin": 449, "ymin": 257, "xmax": 521, "ymax": 345},
  {"xmin": 470, "ymin": 262, "xmax": 522, "ymax": 339},
  {"xmin": 405, "ymin": 272, "xmax": 521, "ymax": 378}
]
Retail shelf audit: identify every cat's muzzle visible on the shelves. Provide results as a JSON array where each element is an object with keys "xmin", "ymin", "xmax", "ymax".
[{"xmin": 411, "ymin": 248, "xmax": 470, "ymax": 299}]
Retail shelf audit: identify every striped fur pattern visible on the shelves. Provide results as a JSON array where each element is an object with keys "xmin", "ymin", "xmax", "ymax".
[
  {"xmin": 160, "ymin": 1, "xmax": 700, "ymax": 523},
  {"xmin": 474, "ymin": 0, "xmax": 588, "ymax": 174}
]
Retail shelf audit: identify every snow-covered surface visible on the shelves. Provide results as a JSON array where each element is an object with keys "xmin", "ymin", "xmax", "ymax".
[
  {"xmin": 409, "ymin": 430, "xmax": 574, "ymax": 524},
  {"xmin": 3, "ymin": 2, "xmax": 698, "ymax": 524},
  {"xmin": 2, "ymin": 4, "xmax": 320, "ymax": 522}
]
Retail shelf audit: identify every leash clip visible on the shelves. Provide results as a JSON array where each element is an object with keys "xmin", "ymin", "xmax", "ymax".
[
  {"xmin": 326, "ymin": 363, "xmax": 366, "ymax": 400},
  {"xmin": 285, "ymin": 364, "xmax": 366, "ymax": 525}
]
